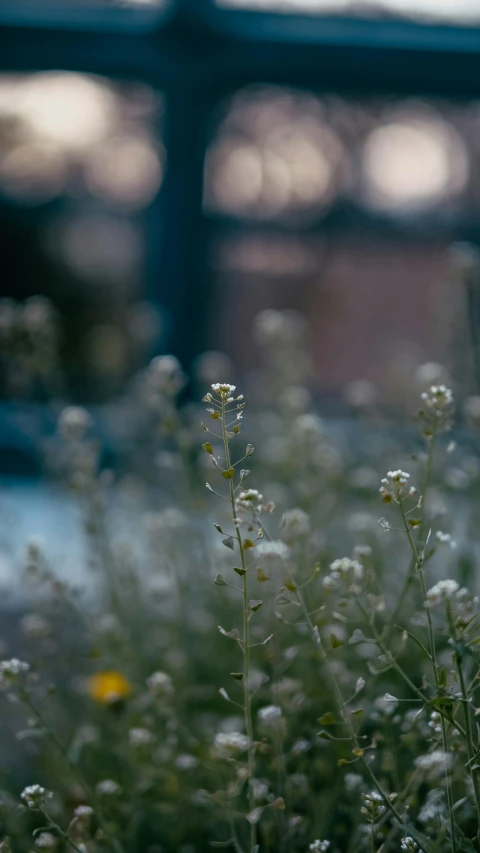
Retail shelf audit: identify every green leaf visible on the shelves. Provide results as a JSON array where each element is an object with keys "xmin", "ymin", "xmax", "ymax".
[
  {"xmin": 230, "ymin": 672, "xmax": 244, "ymax": 681},
  {"xmin": 256, "ymin": 568, "xmax": 269, "ymax": 582},
  {"xmin": 222, "ymin": 468, "xmax": 235, "ymax": 479},
  {"xmin": 234, "ymin": 567, "xmax": 246, "ymax": 577},
  {"xmin": 329, "ymin": 633, "xmax": 345, "ymax": 649},
  {"xmin": 249, "ymin": 600, "xmax": 262, "ymax": 612},
  {"xmin": 214, "ymin": 523, "xmax": 224, "ymax": 534},
  {"xmin": 317, "ymin": 712, "xmax": 337, "ymax": 725},
  {"xmin": 203, "ymin": 442, "xmax": 213, "ymax": 454}
]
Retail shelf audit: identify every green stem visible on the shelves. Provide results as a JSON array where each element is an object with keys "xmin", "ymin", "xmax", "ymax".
[
  {"xmin": 293, "ymin": 590, "xmax": 432, "ymax": 850},
  {"xmin": 456, "ymin": 653, "xmax": 480, "ymax": 836},
  {"xmin": 391, "ymin": 423, "xmax": 436, "ymax": 626},
  {"xmin": 220, "ymin": 398, "xmax": 257, "ymax": 850},
  {"xmin": 398, "ymin": 500, "xmax": 458, "ymax": 853},
  {"xmin": 40, "ymin": 811, "xmax": 85, "ymax": 853},
  {"xmin": 24, "ymin": 695, "xmax": 124, "ymax": 853}
]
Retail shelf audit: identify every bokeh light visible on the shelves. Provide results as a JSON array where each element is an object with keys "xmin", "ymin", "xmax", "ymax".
[
  {"xmin": 205, "ymin": 87, "xmax": 347, "ymax": 222},
  {"xmin": 0, "ymin": 72, "xmax": 164, "ymax": 208},
  {"xmin": 361, "ymin": 112, "xmax": 469, "ymax": 212}
]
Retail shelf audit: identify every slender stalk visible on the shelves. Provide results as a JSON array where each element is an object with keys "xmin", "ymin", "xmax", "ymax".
[
  {"xmin": 398, "ymin": 499, "xmax": 457, "ymax": 853},
  {"xmin": 23, "ymin": 693, "xmax": 124, "ymax": 853},
  {"xmin": 40, "ymin": 811, "xmax": 85, "ymax": 853},
  {"xmin": 456, "ymin": 648, "xmax": 480, "ymax": 835},
  {"xmin": 220, "ymin": 396, "xmax": 257, "ymax": 850},
  {"xmin": 292, "ymin": 589, "xmax": 433, "ymax": 852},
  {"xmin": 391, "ymin": 420, "xmax": 437, "ymax": 627}
]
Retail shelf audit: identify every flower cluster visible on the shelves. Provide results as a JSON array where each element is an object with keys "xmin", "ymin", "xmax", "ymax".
[
  {"xmin": 379, "ymin": 470, "xmax": 415, "ymax": 503},
  {"xmin": 0, "ymin": 658, "xmax": 29, "ymax": 689},
  {"xmin": 425, "ymin": 579, "xmax": 460, "ymax": 608},
  {"xmin": 401, "ymin": 838, "xmax": 418, "ymax": 852},
  {"xmin": 322, "ymin": 557, "xmax": 364, "ymax": 596},
  {"xmin": 147, "ymin": 671, "xmax": 174, "ymax": 696},
  {"xmin": 361, "ymin": 791, "xmax": 386, "ymax": 821},
  {"xmin": 213, "ymin": 732, "xmax": 249, "ymax": 756},
  {"xmin": 421, "ymin": 385, "xmax": 453, "ymax": 410},
  {"xmin": 419, "ymin": 385, "xmax": 454, "ymax": 434},
  {"xmin": 309, "ymin": 841, "xmax": 330, "ymax": 852},
  {"xmin": 20, "ymin": 785, "xmax": 52, "ymax": 810}
]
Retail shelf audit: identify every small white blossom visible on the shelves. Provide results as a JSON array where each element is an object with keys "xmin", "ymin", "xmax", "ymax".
[
  {"xmin": 255, "ymin": 540, "xmax": 290, "ymax": 561},
  {"xmin": 214, "ymin": 732, "xmax": 249, "ymax": 753},
  {"xmin": 258, "ymin": 705, "xmax": 282, "ymax": 726},
  {"xmin": 211, "ymin": 383, "xmax": 236, "ymax": 395},
  {"xmin": 236, "ymin": 489, "xmax": 263, "ymax": 511},
  {"xmin": 421, "ymin": 385, "xmax": 453, "ymax": 410},
  {"xmin": 415, "ymin": 750, "xmax": 453, "ymax": 774},
  {"xmin": 435, "ymin": 531, "xmax": 457, "ymax": 549},
  {"xmin": 379, "ymin": 470, "xmax": 416, "ymax": 503},
  {"xmin": 401, "ymin": 837, "xmax": 418, "ymax": 852},
  {"xmin": 309, "ymin": 841, "xmax": 330, "ymax": 852},
  {"xmin": 96, "ymin": 779, "xmax": 122, "ymax": 796},
  {"xmin": 74, "ymin": 805, "xmax": 94, "ymax": 819},
  {"xmin": 58, "ymin": 406, "xmax": 92, "ymax": 442},
  {"xmin": 146, "ymin": 671, "xmax": 174, "ymax": 695},
  {"xmin": 323, "ymin": 557, "xmax": 364, "ymax": 596},
  {"xmin": 129, "ymin": 727, "xmax": 155, "ymax": 747},
  {"xmin": 280, "ymin": 508, "xmax": 310, "ymax": 540},
  {"xmin": 0, "ymin": 658, "xmax": 30, "ymax": 688},
  {"xmin": 344, "ymin": 773, "xmax": 363, "ymax": 792},
  {"xmin": 376, "ymin": 693, "xmax": 399, "ymax": 715},
  {"xmin": 34, "ymin": 832, "xmax": 57, "ymax": 848},
  {"xmin": 426, "ymin": 580, "xmax": 460, "ymax": 608},
  {"xmin": 20, "ymin": 784, "xmax": 52, "ymax": 809},
  {"xmin": 146, "ymin": 355, "xmax": 186, "ymax": 397}
]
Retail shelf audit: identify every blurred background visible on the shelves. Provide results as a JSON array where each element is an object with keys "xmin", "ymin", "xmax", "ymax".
[{"xmin": 1, "ymin": 2, "xmax": 480, "ymax": 484}]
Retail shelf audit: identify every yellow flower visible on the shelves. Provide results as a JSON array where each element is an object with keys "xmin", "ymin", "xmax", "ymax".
[{"xmin": 87, "ymin": 671, "xmax": 132, "ymax": 705}]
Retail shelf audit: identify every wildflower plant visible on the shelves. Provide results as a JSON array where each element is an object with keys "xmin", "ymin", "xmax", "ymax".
[{"xmin": 5, "ymin": 296, "xmax": 480, "ymax": 851}]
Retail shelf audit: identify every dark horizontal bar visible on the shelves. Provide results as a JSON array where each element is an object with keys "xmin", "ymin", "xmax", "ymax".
[{"xmin": 0, "ymin": 4, "xmax": 479, "ymax": 98}]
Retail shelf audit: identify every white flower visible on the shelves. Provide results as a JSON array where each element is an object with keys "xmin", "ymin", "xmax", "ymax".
[
  {"xmin": 379, "ymin": 470, "xmax": 415, "ymax": 503},
  {"xmin": 58, "ymin": 406, "xmax": 92, "ymax": 441},
  {"xmin": 309, "ymin": 841, "xmax": 330, "ymax": 852},
  {"xmin": 35, "ymin": 832, "xmax": 57, "ymax": 848},
  {"xmin": 96, "ymin": 779, "xmax": 122, "ymax": 796},
  {"xmin": 0, "ymin": 658, "xmax": 30, "ymax": 688},
  {"xmin": 421, "ymin": 385, "xmax": 453, "ymax": 410},
  {"xmin": 129, "ymin": 727, "xmax": 155, "ymax": 747},
  {"xmin": 344, "ymin": 773, "xmax": 363, "ymax": 792},
  {"xmin": 211, "ymin": 383, "xmax": 236, "ymax": 395},
  {"xmin": 426, "ymin": 579, "xmax": 460, "ymax": 608},
  {"xmin": 147, "ymin": 671, "xmax": 174, "ymax": 695},
  {"xmin": 146, "ymin": 355, "xmax": 186, "ymax": 397},
  {"xmin": 257, "ymin": 705, "xmax": 282, "ymax": 726},
  {"xmin": 236, "ymin": 489, "xmax": 263, "ymax": 511},
  {"xmin": 415, "ymin": 750, "xmax": 452, "ymax": 774},
  {"xmin": 281, "ymin": 508, "xmax": 310, "ymax": 540},
  {"xmin": 323, "ymin": 557, "xmax": 364, "ymax": 596},
  {"xmin": 0, "ymin": 658, "xmax": 29, "ymax": 677},
  {"xmin": 21, "ymin": 784, "xmax": 52, "ymax": 809},
  {"xmin": 375, "ymin": 693, "xmax": 399, "ymax": 715},
  {"xmin": 214, "ymin": 732, "xmax": 249, "ymax": 753},
  {"xmin": 401, "ymin": 837, "xmax": 418, "ymax": 852},
  {"xmin": 74, "ymin": 805, "xmax": 94, "ymax": 819},
  {"xmin": 435, "ymin": 531, "xmax": 457, "ymax": 549},
  {"xmin": 255, "ymin": 540, "xmax": 290, "ymax": 561}
]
